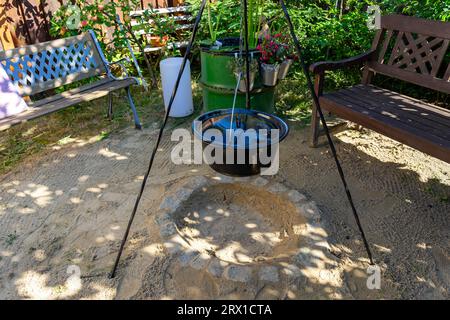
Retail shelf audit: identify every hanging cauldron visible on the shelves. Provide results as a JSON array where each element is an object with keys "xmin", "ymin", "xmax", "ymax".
[{"xmin": 192, "ymin": 109, "xmax": 289, "ymax": 176}]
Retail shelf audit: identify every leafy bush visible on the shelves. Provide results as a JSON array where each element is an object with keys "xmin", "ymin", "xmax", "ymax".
[
  {"xmin": 381, "ymin": 0, "xmax": 450, "ymax": 21},
  {"xmin": 50, "ymin": 0, "xmax": 140, "ymax": 62},
  {"xmin": 187, "ymin": 0, "xmax": 447, "ymax": 63}
]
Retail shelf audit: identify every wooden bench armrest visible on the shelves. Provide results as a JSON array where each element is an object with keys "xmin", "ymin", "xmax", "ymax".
[{"xmin": 309, "ymin": 50, "xmax": 376, "ymax": 74}]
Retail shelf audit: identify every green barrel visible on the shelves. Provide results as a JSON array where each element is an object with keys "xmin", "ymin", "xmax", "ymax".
[{"xmin": 200, "ymin": 42, "xmax": 275, "ymax": 113}]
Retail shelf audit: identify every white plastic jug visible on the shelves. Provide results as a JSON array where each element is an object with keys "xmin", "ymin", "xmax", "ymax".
[{"xmin": 160, "ymin": 57, "xmax": 194, "ymax": 117}]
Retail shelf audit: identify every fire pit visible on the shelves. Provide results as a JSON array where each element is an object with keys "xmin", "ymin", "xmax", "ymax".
[
  {"xmin": 153, "ymin": 175, "xmax": 341, "ymax": 286},
  {"xmin": 172, "ymin": 183, "xmax": 305, "ymax": 264}
]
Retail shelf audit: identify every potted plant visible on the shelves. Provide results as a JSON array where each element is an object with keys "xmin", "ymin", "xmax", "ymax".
[
  {"xmin": 276, "ymin": 35, "xmax": 295, "ymax": 80},
  {"xmin": 141, "ymin": 7, "xmax": 176, "ymax": 48},
  {"xmin": 257, "ymin": 34, "xmax": 285, "ymax": 86},
  {"xmin": 228, "ymin": 57, "xmax": 259, "ymax": 93},
  {"xmin": 195, "ymin": 0, "xmax": 275, "ymax": 112}
]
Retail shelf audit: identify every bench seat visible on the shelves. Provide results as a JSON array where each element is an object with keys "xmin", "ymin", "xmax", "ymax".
[
  {"xmin": 320, "ymin": 84, "xmax": 450, "ymax": 163},
  {"xmin": 0, "ymin": 77, "xmax": 136, "ymax": 131}
]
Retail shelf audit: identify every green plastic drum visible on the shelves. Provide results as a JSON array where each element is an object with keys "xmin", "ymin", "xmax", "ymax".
[
  {"xmin": 200, "ymin": 82, "xmax": 275, "ymax": 113},
  {"xmin": 200, "ymin": 41, "xmax": 275, "ymax": 113}
]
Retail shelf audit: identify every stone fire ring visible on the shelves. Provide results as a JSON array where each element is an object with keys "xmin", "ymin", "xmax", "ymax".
[{"xmin": 154, "ymin": 175, "xmax": 342, "ymax": 286}]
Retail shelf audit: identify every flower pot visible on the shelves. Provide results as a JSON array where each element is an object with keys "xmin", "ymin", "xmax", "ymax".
[
  {"xmin": 261, "ymin": 63, "xmax": 280, "ymax": 86},
  {"xmin": 234, "ymin": 72, "xmax": 256, "ymax": 93},
  {"xmin": 149, "ymin": 36, "xmax": 168, "ymax": 47},
  {"xmin": 278, "ymin": 59, "xmax": 293, "ymax": 80}
]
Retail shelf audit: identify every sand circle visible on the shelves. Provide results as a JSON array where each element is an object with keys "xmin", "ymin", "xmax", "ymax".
[{"xmin": 171, "ymin": 183, "xmax": 306, "ymax": 265}]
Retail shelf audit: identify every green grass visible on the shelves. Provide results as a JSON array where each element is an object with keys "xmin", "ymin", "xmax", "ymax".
[{"xmin": 0, "ymin": 81, "xmax": 166, "ymax": 175}]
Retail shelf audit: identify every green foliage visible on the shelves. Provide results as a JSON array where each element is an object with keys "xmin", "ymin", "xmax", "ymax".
[
  {"xmin": 381, "ymin": 0, "xmax": 450, "ymax": 21},
  {"xmin": 49, "ymin": 0, "xmax": 178, "ymax": 64},
  {"xmin": 247, "ymin": 0, "xmax": 265, "ymax": 48},
  {"xmin": 138, "ymin": 7, "xmax": 177, "ymax": 40},
  {"xmin": 188, "ymin": 0, "xmax": 447, "ymax": 61},
  {"xmin": 187, "ymin": 0, "xmax": 242, "ymax": 45},
  {"xmin": 50, "ymin": 0, "xmax": 141, "ymax": 63}
]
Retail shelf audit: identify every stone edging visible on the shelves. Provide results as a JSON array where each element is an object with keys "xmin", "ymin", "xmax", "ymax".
[{"xmin": 153, "ymin": 174, "xmax": 342, "ymax": 286}]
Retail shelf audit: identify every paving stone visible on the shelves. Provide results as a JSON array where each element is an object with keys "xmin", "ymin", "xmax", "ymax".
[
  {"xmin": 281, "ymin": 263, "xmax": 302, "ymax": 278},
  {"xmin": 159, "ymin": 222, "xmax": 177, "ymax": 238},
  {"xmin": 159, "ymin": 187, "xmax": 193, "ymax": 212},
  {"xmin": 189, "ymin": 253, "xmax": 211, "ymax": 270},
  {"xmin": 154, "ymin": 212, "xmax": 172, "ymax": 226},
  {"xmin": 298, "ymin": 202, "xmax": 321, "ymax": 222},
  {"xmin": 163, "ymin": 241, "xmax": 182, "ymax": 254},
  {"xmin": 268, "ymin": 183, "xmax": 288, "ymax": 193},
  {"xmin": 183, "ymin": 176, "xmax": 208, "ymax": 190},
  {"xmin": 259, "ymin": 266, "xmax": 279, "ymax": 283},
  {"xmin": 233, "ymin": 176, "xmax": 251, "ymax": 183},
  {"xmin": 210, "ymin": 174, "xmax": 233, "ymax": 183},
  {"xmin": 223, "ymin": 265, "xmax": 252, "ymax": 283},
  {"xmin": 178, "ymin": 250, "xmax": 198, "ymax": 267},
  {"xmin": 252, "ymin": 177, "xmax": 269, "ymax": 187},
  {"xmin": 294, "ymin": 248, "xmax": 314, "ymax": 267},
  {"xmin": 287, "ymin": 190, "xmax": 307, "ymax": 202},
  {"xmin": 207, "ymin": 258, "xmax": 228, "ymax": 278}
]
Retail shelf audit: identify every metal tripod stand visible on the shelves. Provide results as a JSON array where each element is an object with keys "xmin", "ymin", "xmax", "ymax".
[{"xmin": 109, "ymin": 0, "xmax": 374, "ymax": 279}]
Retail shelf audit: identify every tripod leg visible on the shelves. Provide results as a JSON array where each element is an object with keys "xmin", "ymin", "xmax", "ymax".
[
  {"xmin": 109, "ymin": 0, "xmax": 209, "ymax": 279},
  {"xmin": 278, "ymin": 0, "xmax": 374, "ymax": 265}
]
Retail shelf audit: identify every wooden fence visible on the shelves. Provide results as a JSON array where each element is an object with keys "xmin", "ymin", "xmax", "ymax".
[{"xmin": 0, "ymin": 0, "xmax": 181, "ymax": 50}]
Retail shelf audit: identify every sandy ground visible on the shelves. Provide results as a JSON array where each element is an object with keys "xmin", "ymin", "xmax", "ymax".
[{"xmin": 0, "ymin": 123, "xmax": 448, "ymax": 300}]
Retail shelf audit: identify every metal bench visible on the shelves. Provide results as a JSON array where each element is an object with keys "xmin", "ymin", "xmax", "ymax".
[
  {"xmin": 0, "ymin": 30, "xmax": 142, "ymax": 131},
  {"xmin": 310, "ymin": 14, "xmax": 450, "ymax": 163},
  {"xmin": 130, "ymin": 5, "xmax": 193, "ymax": 54}
]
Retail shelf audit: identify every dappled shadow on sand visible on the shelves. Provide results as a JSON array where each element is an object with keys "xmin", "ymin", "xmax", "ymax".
[{"xmin": 0, "ymin": 125, "xmax": 448, "ymax": 299}]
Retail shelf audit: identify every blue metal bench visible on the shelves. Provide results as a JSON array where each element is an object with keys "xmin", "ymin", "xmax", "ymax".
[{"xmin": 0, "ymin": 30, "xmax": 143, "ymax": 131}]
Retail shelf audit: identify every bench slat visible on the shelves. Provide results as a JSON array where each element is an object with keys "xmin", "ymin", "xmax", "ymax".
[
  {"xmin": 0, "ymin": 78, "xmax": 135, "ymax": 131},
  {"xmin": 333, "ymin": 90, "xmax": 450, "ymax": 141},
  {"xmin": 344, "ymin": 85, "xmax": 450, "ymax": 132},
  {"xmin": 29, "ymin": 77, "xmax": 113, "ymax": 108},
  {"xmin": 325, "ymin": 85, "xmax": 450, "ymax": 136},
  {"xmin": 320, "ymin": 85, "xmax": 450, "ymax": 163}
]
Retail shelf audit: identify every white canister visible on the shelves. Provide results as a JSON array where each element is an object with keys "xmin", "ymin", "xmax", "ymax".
[{"xmin": 160, "ymin": 57, "xmax": 194, "ymax": 117}]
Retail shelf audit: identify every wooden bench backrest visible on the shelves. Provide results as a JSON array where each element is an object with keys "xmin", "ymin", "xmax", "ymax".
[
  {"xmin": 0, "ymin": 31, "xmax": 107, "ymax": 96},
  {"xmin": 366, "ymin": 14, "xmax": 450, "ymax": 94}
]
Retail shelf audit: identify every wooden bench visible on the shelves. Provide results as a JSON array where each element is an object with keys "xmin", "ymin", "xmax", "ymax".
[
  {"xmin": 310, "ymin": 14, "xmax": 450, "ymax": 163},
  {"xmin": 130, "ymin": 5, "xmax": 193, "ymax": 54},
  {"xmin": 0, "ymin": 30, "xmax": 142, "ymax": 131}
]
